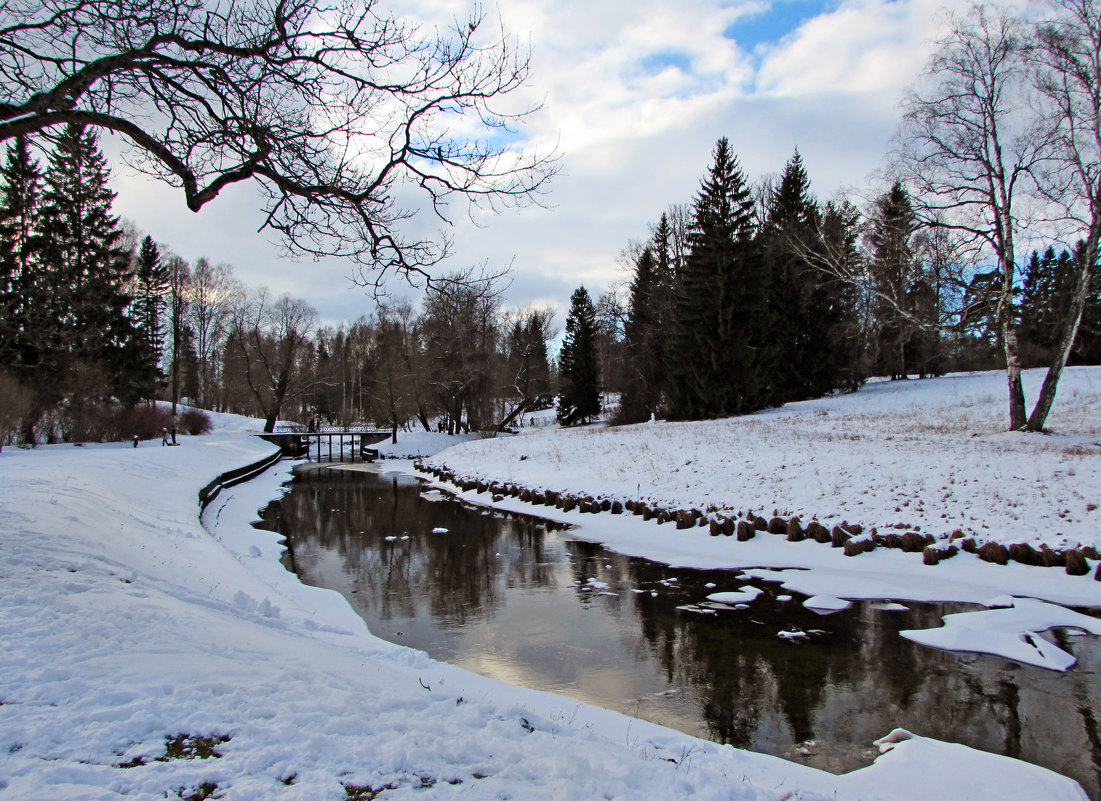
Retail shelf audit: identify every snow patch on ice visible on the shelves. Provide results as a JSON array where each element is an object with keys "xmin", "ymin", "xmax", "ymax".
[
  {"xmin": 900, "ymin": 597, "xmax": 1101, "ymax": 671},
  {"xmin": 706, "ymin": 586, "xmax": 764, "ymax": 605},
  {"xmin": 804, "ymin": 595, "xmax": 851, "ymax": 612}
]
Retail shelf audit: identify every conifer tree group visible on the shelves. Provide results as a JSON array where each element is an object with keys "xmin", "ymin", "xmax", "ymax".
[
  {"xmin": 618, "ymin": 139, "xmax": 865, "ymax": 423},
  {"xmin": 0, "ymin": 126, "xmax": 159, "ymax": 441},
  {"xmin": 614, "ymin": 138, "xmax": 1101, "ymax": 425}
]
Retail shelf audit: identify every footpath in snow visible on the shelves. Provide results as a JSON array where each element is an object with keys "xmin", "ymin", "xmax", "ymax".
[{"xmin": 0, "ymin": 398, "xmax": 1092, "ymax": 800}]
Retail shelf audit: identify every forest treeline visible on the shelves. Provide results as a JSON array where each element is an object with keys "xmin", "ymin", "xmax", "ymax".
[
  {"xmin": 2, "ymin": 124, "xmax": 1099, "ymax": 445},
  {"xmin": 602, "ymin": 143, "xmax": 1101, "ymax": 424},
  {"xmin": 4, "ymin": 0, "xmax": 1101, "ymax": 443},
  {"xmin": 0, "ymin": 125, "xmax": 560, "ymax": 442}
]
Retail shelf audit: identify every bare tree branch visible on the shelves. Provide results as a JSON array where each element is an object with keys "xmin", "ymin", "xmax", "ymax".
[{"xmin": 0, "ymin": 0, "xmax": 558, "ymax": 284}]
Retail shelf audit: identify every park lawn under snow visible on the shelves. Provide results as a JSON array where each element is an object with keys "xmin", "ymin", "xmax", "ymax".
[
  {"xmin": 431, "ymin": 368, "xmax": 1101, "ymax": 551},
  {"xmin": 427, "ymin": 367, "xmax": 1101, "ymax": 576},
  {"xmin": 0, "ymin": 405, "xmax": 1092, "ymax": 799}
]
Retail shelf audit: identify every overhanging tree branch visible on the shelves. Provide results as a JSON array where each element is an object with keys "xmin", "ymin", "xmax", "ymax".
[{"xmin": 0, "ymin": 0, "xmax": 558, "ymax": 285}]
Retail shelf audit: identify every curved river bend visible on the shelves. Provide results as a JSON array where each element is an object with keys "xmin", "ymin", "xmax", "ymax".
[{"xmin": 256, "ymin": 465, "xmax": 1101, "ymax": 798}]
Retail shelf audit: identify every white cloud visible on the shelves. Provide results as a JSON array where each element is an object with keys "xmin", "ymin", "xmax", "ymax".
[{"xmin": 106, "ymin": 0, "xmax": 1005, "ymax": 324}]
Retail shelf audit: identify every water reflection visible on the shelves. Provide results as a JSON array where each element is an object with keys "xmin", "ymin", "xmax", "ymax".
[{"xmin": 258, "ymin": 465, "xmax": 1101, "ymax": 799}]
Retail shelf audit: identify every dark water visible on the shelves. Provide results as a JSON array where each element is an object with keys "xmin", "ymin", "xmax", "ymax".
[{"xmin": 257, "ymin": 465, "xmax": 1101, "ymax": 797}]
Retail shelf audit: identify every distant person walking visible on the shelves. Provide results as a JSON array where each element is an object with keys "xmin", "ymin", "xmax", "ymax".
[
  {"xmin": 161, "ymin": 428, "xmax": 168, "ymax": 446},
  {"xmin": 171, "ymin": 426, "xmax": 177, "ymax": 445}
]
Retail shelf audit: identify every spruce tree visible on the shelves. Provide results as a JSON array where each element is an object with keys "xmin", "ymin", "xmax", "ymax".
[
  {"xmin": 761, "ymin": 149, "xmax": 839, "ymax": 403},
  {"xmin": 556, "ymin": 286, "xmax": 601, "ymax": 426},
  {"xmin": 38, "ymin": 124, "xmax": 144, "ymax": 411},
  {"xmin": 619, "ymin": 247, "xmax": 661, "ymax": 423},
  {"xmin": 132, "ymin": 235, "xmax": 170, "ymax": 398},
  {"xmin": 1019, "ymin": 245, "xmax": 1101, "ymax": 367},
  {"xmin": 666, "ymin": 137, "xmax": 763, "ymax": 419},
  {"xmin": 0, "ymin": 137, "xmax": 44, "ymax": 369},
  {"xmin": 869, "ymin": 181, "xmax": 918, "ymax": 379}
]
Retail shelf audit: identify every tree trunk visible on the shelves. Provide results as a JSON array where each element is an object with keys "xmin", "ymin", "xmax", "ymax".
[
  {"xmin": 1026, "ymin": 245, "xmax": 1095, "ymax": 431},
  {"xmin": 1004, "ymin": 322, "xmax": 1027, "ymax": 430},
  {"xmin": 171, "ymin": 365, "xmax": 179, "ymax": 416}
]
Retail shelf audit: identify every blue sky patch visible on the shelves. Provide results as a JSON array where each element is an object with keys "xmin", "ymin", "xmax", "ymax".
[
  {"xmin": 724, "ymin": 0, "xmax": 838, "ymax": 51},
  {"xmin": 640, "ymin": 51, "xmax": 694, "ymax": 75}
]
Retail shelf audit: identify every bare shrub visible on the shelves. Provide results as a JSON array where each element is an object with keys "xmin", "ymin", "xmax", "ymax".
[
  {"xmin": 807, "ymin": 522, "xmax": 831, "ymax": 543},
  {"xmin": 178, "ymin": 409, "xmax": 213, "ymax": 435},
  {"xmin": 1008, "ymin": 543, "xmax": 1041, "ymax": 565},
  {"xmin": 977, "ymin": 542, "xmax": 1009, "ymax": 565},
  {"xmin": 104, "ymin": 405, "xmax": 177, "ymax": 441}
]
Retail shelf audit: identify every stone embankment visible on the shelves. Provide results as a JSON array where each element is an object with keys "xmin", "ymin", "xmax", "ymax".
[{"xmin": 415, "ymin": 461, "xmax": 1101, "ymax": 580}]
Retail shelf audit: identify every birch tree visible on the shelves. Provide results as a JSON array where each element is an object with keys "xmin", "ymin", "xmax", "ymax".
[{"xmin": 896, "ymin": 5, "xmax": 1049, "ymax": 430}]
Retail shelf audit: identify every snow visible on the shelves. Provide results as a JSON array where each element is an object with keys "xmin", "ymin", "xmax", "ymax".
[
  {"xmin": 899, "ymin": 597, "xmax": 1101, "ymax": 671},
  {"xmin": 423, "ymin": 368, "xmax": 1101, "ymax": 610},
  {"xmin": 706, "ymin": 587, "xmax": 765, "ymax": 605},
  {"xmin": 839, "ymin": 729, "xmax": 1088, "ymax": 801},
  {"xmin": 803, "ymin": 595, "xmax": 852, "ymax": 612},
  {"xmin": 429, "ymin": 367, "xmax": 1101, "ymax": 553},
  {"xmin": 0, "ymin": 386, "xmax": 1094, "ymax": 800},
  {"xmin": 375, "ymin": 431, "xmax": 479, "ymax": 459}
]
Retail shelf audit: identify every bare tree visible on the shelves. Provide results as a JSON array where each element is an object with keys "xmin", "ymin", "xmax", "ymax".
[
  {"xmin": 496, "ymin": 305, "xmax": 554, "ymax": 430},
  {"xmin": 227, "ymin": 288, "xmax": 318, "ymax": 432},
  {"xmin": 420, "ymin": 270, "xmax": 501, "ymax": 433},
  {"xmin": 895, "ymin": 5, "xmax": 1050, "ymax": 429},
  {"xmin": 371, "ymin": 301, "xmax": 421, "ymax": 442},
  {"xmin": 189, "ymin": 258, "xmax": 241, "ymax": 408},
  {"xmin": 0, "ymin": 0, "xmax": 556, "ymax": 285},
  {"xmin": 164, "ymin": 254, "xmax": 191, "ymax": 413},
  {"xmin": 1026, "ymin": 0, "xmax": 1101, "ymax": 429}
]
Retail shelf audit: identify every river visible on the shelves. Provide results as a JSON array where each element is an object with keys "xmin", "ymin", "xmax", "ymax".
[{"xmin": 256, "ymin": 464, "xmax": 1101, "ymax": 797}]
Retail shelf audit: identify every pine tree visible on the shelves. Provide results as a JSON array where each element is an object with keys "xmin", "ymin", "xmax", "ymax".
[
  {"xmin": 666, "ymin": 138, "xmax": 764, "ymax": 419},
  {"xmin": 869, "ymin": 181, "xmax": 919, "ymax": 379},
  {"xmin": 0, "ymin": 137, "xmax": 44, "ymax": 369},
  {"xmin": 556, "ymin": 286, "xmax": 601, "ymax": 426},
  {"xmin": 38, "ymin": 124, "xmax": 144, "ymax": 414},
  {"xmin": 618, "ymin": 247, "xmax": 661, "ymax": 423},
  {"xmin": 761, "ymin": 149, "xmax": 841, "ymax": 403},
  {"xmin": 131, "ymin": 235, "xmax": 170, "ymax": 400}
]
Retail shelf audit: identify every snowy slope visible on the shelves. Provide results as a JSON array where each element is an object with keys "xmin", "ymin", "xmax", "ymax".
[{"xmin": 428, "ymin": 368, "xmax": 1101, "ymax": 558}]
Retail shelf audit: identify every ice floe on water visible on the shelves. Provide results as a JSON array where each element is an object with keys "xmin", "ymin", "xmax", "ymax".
[
  {"xmin": 871, "ymin": 601, "xmax": 910, "ymax": 611},
  {"xmin": 803, "ymin": 595, "xmax": 852, "ymax": 613},
  {"xmin": 899, "ymin": 597, "xmax": 1101, "ymax": 671},
  {"xmin": 705, "ymin": 586, "xmax": 764, "ymax": 605}
]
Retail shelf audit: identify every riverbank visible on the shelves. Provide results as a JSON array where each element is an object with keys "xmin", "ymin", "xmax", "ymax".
[
  {"xmin": 0, "ymin": 410, "xmax": 1090, "ymax": 799},
  {"xmin": 420, "ymin": 368, "xmax": 1101, "ymax": 609}
]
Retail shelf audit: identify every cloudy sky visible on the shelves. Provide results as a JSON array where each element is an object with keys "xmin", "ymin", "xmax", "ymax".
[{"xmin": 109, "ymin": 0, "xmax": 978, "ymax": 327}]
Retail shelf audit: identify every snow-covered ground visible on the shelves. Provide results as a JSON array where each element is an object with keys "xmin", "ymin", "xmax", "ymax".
[
  {"xmin": 0, "ymin": 383, "xmax": 1094, "ymax": 800},
  {"xmin": 424, "ymin": 368, "xmax": 1101, "ymax": 596},
  {"xmin": 431, "ymin": 368, "xmax": 1101, "ymax": 551}
]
